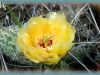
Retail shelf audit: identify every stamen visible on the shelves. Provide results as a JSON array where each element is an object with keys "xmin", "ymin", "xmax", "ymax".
[{"xmin": 35, "ymin": 33, "xmax": 54, "ymax": 51}]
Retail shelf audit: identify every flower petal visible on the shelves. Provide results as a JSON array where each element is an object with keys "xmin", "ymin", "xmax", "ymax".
[
  {"xmin": 29, "ymin": 48, "xmax": 61, "ymax": 64},
  {"xmin": 25, "ymin": 16, "xmax": 52, "ymax": 40},
  {"xmin": 50, "ymin": 42, "xmax": 73, "ymax": 57},
  {"xmin": 17, "ymin": 28, "xmax": 33, "ymax": 47},
  {"xmin": 17, "ymin": 41, "xmax": 61, "ymax": 64},
  {"xmin": 46, "ymin": 12, "xmax": 76, "ymax": 45},
  {"xmin": 52, "ymin": 22, "xmax": 75, "ymax": 44},
  {"xmin": 17, "ymin": 42, "xmax": 48, "ymax": 63},
  {"xmin": 23, "ymin": 51, "xmax": 40, "ymax": 63},
  {"xmin": 42, "ymin": 53, "xmax": 61, "ymax": 65},
  {"xmin": 46, "ymin": 12, "xmax": 66, "ymax": 20}
]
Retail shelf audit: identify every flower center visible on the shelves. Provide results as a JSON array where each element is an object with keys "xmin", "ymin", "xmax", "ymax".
[{"xmin": 35, "ymin": 33, "xmax": 54, "ymax": 50}]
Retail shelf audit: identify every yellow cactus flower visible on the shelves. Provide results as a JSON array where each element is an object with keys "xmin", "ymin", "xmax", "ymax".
[{"xmin": 16, "ymin": 12, "xmax": 76, "ymax": 65}]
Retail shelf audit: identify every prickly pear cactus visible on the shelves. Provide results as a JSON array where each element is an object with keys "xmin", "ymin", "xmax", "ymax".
[{"xmin": 0, "ymin": 25, "xmax": 34, "ymax": 66}]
